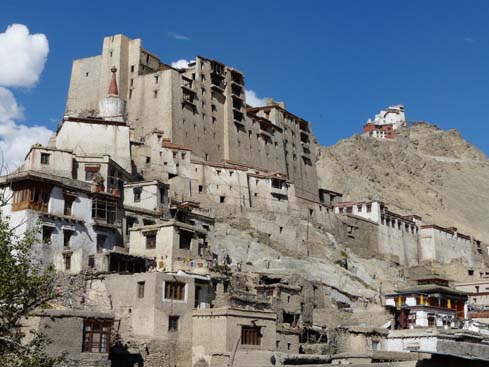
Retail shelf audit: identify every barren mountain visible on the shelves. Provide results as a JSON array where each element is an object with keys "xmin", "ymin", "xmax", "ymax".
[{"xmin": 317, "ymin": 123, "xmax": 489, "ymax": 243}]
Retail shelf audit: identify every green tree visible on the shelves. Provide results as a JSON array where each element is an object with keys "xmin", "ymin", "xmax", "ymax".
[{"xmin": 0, "ymin": 214, "xmax": 63, "ymax": 367}]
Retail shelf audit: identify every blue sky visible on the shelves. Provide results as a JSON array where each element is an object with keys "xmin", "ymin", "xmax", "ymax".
[{"xmin": 2, "ymin": 0, "xmax": 489, "ymax": 157}]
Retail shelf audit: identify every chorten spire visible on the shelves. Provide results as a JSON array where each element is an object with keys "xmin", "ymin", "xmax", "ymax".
[
  {"xmin": 108, "ymin": 66, "xmax": 119, "ymax": 96},
  {"xmin": 99, "ymin": 66, "xmax": 126, "ymax": 121}
]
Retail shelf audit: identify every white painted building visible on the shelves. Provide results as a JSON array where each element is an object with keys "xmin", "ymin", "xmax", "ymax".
[
  {"xmin": 366, "ymin": 105, "xmax": 407, "ymax": 130},
  {"xmin": 0, "ymin": 171, "xmax": 123, "ymax": 273}
]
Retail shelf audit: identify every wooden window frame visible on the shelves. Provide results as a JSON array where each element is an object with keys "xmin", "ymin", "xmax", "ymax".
[
  {"xmin": 82, "ymin": 319, "xmax": 112, "ymax": 353},
  {"xmin": 241, "ymin": 326, "xmax": 262, "ymax": 346},
  {"xmin": 164, "ymin": 281, "xmax": 186, "ymax": 301}
]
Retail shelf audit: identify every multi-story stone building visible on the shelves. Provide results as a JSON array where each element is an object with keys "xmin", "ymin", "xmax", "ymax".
[{"xmin": 65, "ymin": 34, "xmax": 320, "ymax": 203}]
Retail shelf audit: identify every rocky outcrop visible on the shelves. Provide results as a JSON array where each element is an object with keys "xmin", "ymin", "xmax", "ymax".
[{"xmin": 317, "ymin": 123, "xmax": 489, "ymax": 242}]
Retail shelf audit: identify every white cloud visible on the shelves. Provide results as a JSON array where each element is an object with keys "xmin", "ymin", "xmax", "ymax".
[
  {"xmin": 0, "ymin": 24, "xmax": 49, "ymax": 88},
  {"xmin": 169, "ymin": 32, "xmax": 191, "ymax": 41},
  {"xmin": 245, "ymin": 89, "xmax": 268, "ymax": 107},
  {"xmin": 0, "ymin": 87, "xmax": 52, "ymax": 169},
  {"xmin": 0, "ymin": 24, "xmax": 52, "ymax": 170},
  {"xmin": 464, "ymin": 37, "xmax": 476, "ymax": 43},
  {"xmin": 171, "ymin": 59, "xmax": 193, "ymax": 69}
]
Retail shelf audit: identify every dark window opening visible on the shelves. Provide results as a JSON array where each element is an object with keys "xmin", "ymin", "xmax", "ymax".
[
  {"xmin": 126, "ymin": 217, "xmax": 137, "ymax": 236},
  {"xmin": 271, "ymin": 179, "xmax": 284, "ymax": 189},
  {"xmin": 241, "ymin": 326, "xmax": 261, "ymax": 345},
  {"xmin": 283, "ymin": 312, "xmax": 298, "ymax": 327},
  {"xmin": 42, "ymin": 226, "xmax": 53, "ymax": 244},
  {"xmin": 169, "ymin": 316, "xmax": 179, "ymax": 331},
  {"xmin": 63, "ymin": 230, "xmax": 72, "ymax": 247},
  {"xmin": 133, "ymin": 187, "xmax": 142, "ymax": 202},
  {"xmin": 137, "ymin": 281, "xmax": 145, "ymax": 298},
  {"xmin": 220, "ymin": 196, "xmax": 225, "ymax": 203},
  {"xmin": 88, "ymin": 255, "xmax": 95, "ymax": 269},
  {"xmin": 92, "ymin": 199, "xmax": 118, "ymax": 225},
  {"xmin": 40, "ymin": 153, "xmax": 50, "ymax": 165},
  {"xmin": 64, "ymin": 195, "xmax": 75, "ymax": 216},
  {"xmin": 64, "ymin": 253, "xmax": 71, "ymax": 271},
  {"xmin": 143, "ymin": 219, "xmax": 155, "ymax": 226},
  {"xmin": 179, "ymin": 230, "xmax": 192, "ymax": 250},
  {"xmin": 96, "ymin": 234, "xmax": 106, "ymax": 252}
]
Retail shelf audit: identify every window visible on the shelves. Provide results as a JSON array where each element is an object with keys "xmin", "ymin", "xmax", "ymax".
[
  {"xmin": 40, "ymin": 153, "xmax": 50, "ymax": 165},
  {"xmin": 82, "ymin": 319, "xmax": 112, "ymax": 353},
  {"xmin": 130, "ymin": 65, "xmax": 135, "ymax": 73},
  {"xmin": 372, "ymin": 340, "xmax": 380, "ymax": 351},
  {"xmin": 168, "ymin": 316, "xmax": 179, "ymax": 331},
  {"xmin": 64, "ymin": 253, "xmax": 71, "ymax": 271},
  {"xmin": 153, "ymin": 90, "xmax": 158, "ymax": 98},
  {"xmin": 12, "ymin": 186, "xmax": 50, "ymax": 213},
  {"xmin": 271, "ymin": 179, "xmax": 283, "ymax": 189},
  {"xmin": 85, "ymin": 166, "xmax": 100, "ymax": 181},
  {"xmin": 183, "ymin": 90, "xmax": 195, "ymax": 104},
  {"xmin": 198, "ymin": 185, "xmax": 203, "ymax": 193},
  {"xmin": 42, "ymin": 226, "xmax": 53, "ymax": 244},
  {"xmin": 126, "ymin": 217, "xmax": 137, "ymax": 236},
  {"xmin": 88, "ymin": 255, "xmax": 95, "ymax": 269},
  {"xmin": 164, "ymin": 281, "xmax": 186, "ymax": 301},
  {"xmin": 64, "ymin": 195, "xmax": 75, "ymax": 216},
  {"xmin": 179, "ymin": 230, "xmax": 192, "ymax": 250},
  {"xmin": 96, "ymin": 234, "xmax": 106, "ymax": 252},
  {"xmin": 133, "ymin": 187, "xmax": 142, "ymax": 202},
  {"xmin": 145, "ymin": 232, "xmax": 156, "ymax": 249},
  {"xmin": 241, "ymin": 326, "xmax": 261, "ymax": 345},
  {"xmin": 63, "ymin": 230, "xmax": 72, "ymax": 247},
  {"xmin": 92, "ymin": 199, "xmax": 118, "ymax": 224},
  {"xmin": 137, "ymin": 281, "xmax": 145, "ymax": 298},
  {"xmin": 220, "ymin": 196, "xmax": 225, "ymax": 203}
]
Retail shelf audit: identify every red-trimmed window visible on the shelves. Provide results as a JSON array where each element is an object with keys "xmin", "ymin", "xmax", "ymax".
[{"xmin": 82, "ymin": 319, "xmax": 112, "ymax": 353}]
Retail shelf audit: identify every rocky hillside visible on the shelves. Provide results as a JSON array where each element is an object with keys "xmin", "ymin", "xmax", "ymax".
[{"xmin": 317, "ymin": 123, "xmax": 489, "ymax": 243}]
